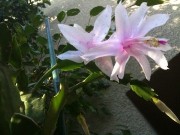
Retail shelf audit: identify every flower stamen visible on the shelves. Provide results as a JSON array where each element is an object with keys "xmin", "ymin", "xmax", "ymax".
[{"xmin": 144, "ymin": 38, "xmax": 159, "ymax": 47}]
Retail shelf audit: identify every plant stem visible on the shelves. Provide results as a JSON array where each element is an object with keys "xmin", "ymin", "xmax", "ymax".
[
  {"xmin": 32, "ymin": 63, "xmax": 59, "ymax": 94},
  {"xmin": 69, "ymin": 73, "xmax": 103, "ymax": 91}
]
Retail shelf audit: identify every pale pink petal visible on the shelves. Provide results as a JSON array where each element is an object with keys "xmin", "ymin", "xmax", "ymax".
[
  {"xmin": 81, "ymin": 41, "xmax": 120, "ymax": 64},
  {"xmin": 110, "ymin": 62, "xmax": 120, "ymax": 82},
  {"xmin": 134, "ymin": 45, "xmax": 169, "ymax": 70},
  {"xmin": 129, "ymin": 2, "xmax": 148, "ymax": 36},
  {"xmin": 137, "ymin": 14, "xmax": 169, "ymax": 36},
  {"xmin": 91, "ymin": 5, "xmax": 112, "ymax": 42},
  {"xmin": 156, "ymin": 44, "xmax": 172, "ymax": 51},
  {"xmin": 130, "ymin": 49, "xmax": 151, "ymax": 80},
  {"xmin": 137, "ymin": 37, "xmax": 172, "ymax": 51},
  {"xmin": 110, "ymin": 51, "xmax": 130, "ymax": 81},
  {"xmin": 95, "ymin": 57, "xmax": 118, "ymax": 81},
  {"xmin": 115, "ymin": 2, "xmax": 130, "ymax": 40},
  {"xmin": 57, "ymin": 51, "xmax": 83, "ymax": 63},
  {"xmin": 74, "ymin": 24, "xmax": 86, "ymax": 32},
  {"xmin": 116, "ymin": 51, "xmax": 130, "ymax": 79},
  {"xmin": 58, "ymin": 24, "xmax": 92, "ymax": 52}
]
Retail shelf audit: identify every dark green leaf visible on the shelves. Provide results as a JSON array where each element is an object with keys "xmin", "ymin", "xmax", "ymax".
[
  {"xmin": 0, "ymin": 63, "xmax": 21, "ymax": 135},
  {"xmin": 85, "ymin": 25, "xmax": 93, "ymax": 32},
  {"xmin": 43, "ymin": 0, "xmax": 51, "ymax": 5},
  {"xmin": 24, "ymin": 24, "xmax": 35, "ymax": 37},
  {"xmin": 85, "ymin": 62, "xmax": 100, "ymax": 73},
  {"xmin": 10, "ymin": 113, "xmax": 40, "ymax": 135},
  {"xmin": 61, "ymin": 43, "xmax": 76, "ymax": 53},
  {"xmin": 130, "ymin": 80, "xmax": 157, "ymax": 101},
  {"xmin": 17, "ymin": 69, "xmax": 28, "ymax": 91},
  {"xmin": 135, "ymin": 0, "xmax": 164, "ymax": 6},
  {"xmin": 53, "ymin": 33, "xmax": 61, "ymax": 40},
  {"xmin": 117, "ymin": 0, "xmax": 125, "ymax": 4},
  {"xmin": 14, "ymin": 22, "xmax": 24, "ymax": 34},
  {"xmin": 43, "ymin": 84, "xmax": 66, "ymax": 135},
  {"xmin": 37, "ymin": 36, "xmax": 47, "ymax": 45},
  {"xmin": 14, "ymin": 23, "xmax": 27, "ymax": 44},
  {"xmin": 67, "ymin": 8, "xmax": 80, "ymax": 16},
  {"xmin": 90, "ymin": 6, "xmax": 105, "ymax": 16},
  {"xmin": 0, "ymin": 23, "xmax": 12, "ymax": 63},
  {"xmin": 83, "ymin": 72, "xmax": 102, "ymax": 84},
  {"xmin": 57, "ymin": 11, "xmax": 66, "ymax": 22},
  {"xmin": 57, "ymin": 60, "xmax": 83, "ymax": 71},
  {"xmin": 33, "ymin": 15, "xmax": 44, "ymax": 27},
  {"xmin": 9, "ymin": 35, "xmax": 22, "ymax": 68}
]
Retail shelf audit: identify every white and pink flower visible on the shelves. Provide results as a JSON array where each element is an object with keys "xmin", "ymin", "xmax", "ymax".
[
  {"xmin": 82, "ymin": 2, "xmax": 171, "ymax": 81},
  {"xmin": 57, "ymin": 5, "xmax": 118, "ymax": 80}
]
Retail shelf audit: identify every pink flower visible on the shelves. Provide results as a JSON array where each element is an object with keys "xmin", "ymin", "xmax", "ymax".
[
  {"xmin": 82, "ymin": 2, "xmax": 171, "ymax": 81},
  {"xmin": 57, "ymin": 6, "xmax": 117, "ymax": 80}
]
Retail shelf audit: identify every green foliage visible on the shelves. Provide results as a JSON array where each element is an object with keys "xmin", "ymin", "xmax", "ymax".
[
  {"xmin": 10, "ymin": 113, "xmax": 41, "ymax": 135},
  {"xmin": 67, "ymin": 8, "xmax": 80, "ymax": 16},
  {"xmin": 85, "ymin": 25, "xmax": 94, "ymax": 32},
  {"xmin": 57, "ymin": 11, "xmax": 66, "ymax": 22},
  {"xmin": 130, "ymin": 80, "xmax": 157, "ymax": 101},
  {"xmin": 0, "ymin": 63, "xmax": 21, "ymax": 135},
  {"xmin": 117, "ymin": 0, "xmax": 125, "ymax": 4},
  {"xmin": 16, "ymin": 69, "xmax": 29, "ymax": 92},
  {"xmin": 22, "ymin": 94, "xmax": 46, "ymax": 123},
  {"xmin": 58, "ymin": 60, "xmax": 83, "ymax": 71},
  {"xmin": 135, "ymin": 0, "xmax": 164, "ymax": 6},
  {"xmin": 90, "ymin": 6, "xmax": 105, "ymax": 16},
  {"xmin": 0, "ymin": 23, "xmax": 12, "ymax": 63},
  {"xmin": 43, "ymin": 84, "xmax": 66, "ymax": 135},
  {"xmin": 9, "ymin": 35, "xmax": 22, "ymax": 68}
]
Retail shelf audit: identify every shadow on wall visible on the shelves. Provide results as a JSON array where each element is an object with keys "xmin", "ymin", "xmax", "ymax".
[{"xmin": 127, "ymin": 53, "xmax": 180, "ymax": 135}]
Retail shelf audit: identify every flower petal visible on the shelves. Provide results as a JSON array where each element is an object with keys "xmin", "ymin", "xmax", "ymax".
[
  {"xmin": 116, "ymin": 51, "xmax": 130, "ymax": 79},
  {"xmin": 137, "ymin": 14, "xmax": 169, "ymax": 36},
  {"xmin": 130, "ymin": 49, "xmax": 151, "ymax": 80},
  {"xmin": 110, "ymin": 62, "xmax": 120, "ymax": 82},
  {"xmin": 74, "ymin": 23, "xmax": 86, "ymax": 32},
  {"xmin": 91, "ymin": 5, "xmax": 112, "ymax": 42},
  {"xmin": 82, "ymin": 40, "xmax": 120, "ymax": 64},
  {"xmin": 129, "ymin": 2, "xmax": 148, "ymax": 36},
  {"xmin": 134, "ymin": 45, "xmax": 169, "ymax": 70},
  {"xmin": 58, "ymin": 24, "xmax": 92, "ymax": 52},
  {"xmin": 95, "ymin": 57, "xmax": 116, "ymax": 79},
  {"xmin": 115, "ymin": 2, "xmax": 130, "ymax": 40},
  {"xmin": 57, "ymin": 51, "xmax": 83, "ymax": 63}
]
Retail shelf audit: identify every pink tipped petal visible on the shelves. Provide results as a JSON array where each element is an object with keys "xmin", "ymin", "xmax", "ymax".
[
  {"xmin": 115, "ymin": 2, "xmax": 130, "ymax": 40},
  {"xmin": 58, "ymin": 24, "xmax": 92, "ymax": 52},
  {"xmin": 130, "ymin": 49, "xmax": 151, "ymax": 80},
  {"xmin": 91, "ymin": 5, "xmax": 112, "ymax": 42},
  {"xmin": 57, "ymin": 51, "xmax": 83, "ymax": 63},
  {"xmin": 82, "ymin": 42, "xmax": 120, "ymax": 63},
  {"xmin": 110, "ymin": 62, "xmax": 120, "ymax": 82},
  {"xmin": 129, "ymin": 2, "xmax": 148, "ymax": 36},
  {"xmin": 137, "ymin": 14, "xmax": 169, "ymax": 36},
  {"xmin": 116, "ymin": 52, "xmax": 130, "ymax": 79}
]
